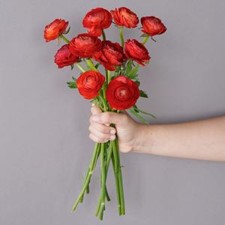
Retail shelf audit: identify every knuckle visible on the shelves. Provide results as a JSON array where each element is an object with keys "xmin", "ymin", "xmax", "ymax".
[
  {"xmin": 99, "ymin": 132, "xmax": 109, "ymax": 140},
  {"xmin": 97, "ymin": 137, "xmax": 107, "ymax": 143},
  {"xmin": 89, "ymin": 134, "xmax": 101, "ymax": 143},
  {"xmin": 102, "ymin": 126, "xmax": 110, "ymax": 134},
  {"xmin": 102, "ymin": 113, "xmax": 110, "ymax": 124}
]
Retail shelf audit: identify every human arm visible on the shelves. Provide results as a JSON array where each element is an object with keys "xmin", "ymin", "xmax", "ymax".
[{"xmin": 89, "ymin": 105, "xmax": 225, "ymax": 161}]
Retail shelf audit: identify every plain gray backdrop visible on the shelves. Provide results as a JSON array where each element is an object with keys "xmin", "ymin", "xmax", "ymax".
[{"xmin": 0, "ymin": 0, "xmax": 225, "ymax": 224}]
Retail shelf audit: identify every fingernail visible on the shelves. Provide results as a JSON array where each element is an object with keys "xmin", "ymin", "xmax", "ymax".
[
  {"xmin": 92, "ymin": 103, "xmax": 95, "ymax": 106},
  {"xmin": 110, "ymin": 129, "xmax": 116, "ymax": 134}
]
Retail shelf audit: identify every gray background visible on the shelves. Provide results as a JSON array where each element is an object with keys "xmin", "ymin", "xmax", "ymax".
[{"xmin": 1, "ymin": 0, "xmax": 225, "ymax": 224}]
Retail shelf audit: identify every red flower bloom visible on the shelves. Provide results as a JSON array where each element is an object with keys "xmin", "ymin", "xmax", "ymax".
[
  {"xmin": 124, "ymin": 39, "xmax": 150, "ymax": 65},
  {"xmin": 94, "ymin": 41, "xmax": 126, "ymax": 71},
  {"xmin": 83, "ymin": 7, "xmax": 112, "ymax": 37},
  {"xmin": 111, "ymin": 7, "xmax": 139, "ymax": 28},
  {"xmin": 106, "ymin": 76, "xmax": 140, "ymax": 110},
  {"xmin": 44, "ymin": 19, "xmax": 68, "ymax": 42},
  {"xmin": 54, "ymin": 44, "xmax": 79, "ymax": 68},
  {"xmin": 77, "ymin": 70, "xmax": 105, "ymax": 99},
  {"xmin": 69, "ymin": 33, "xmax": 102, "ymax": 58},
  {"xmin": 141, "ymin": 16, "xmax": 167, "ymax": 36}
]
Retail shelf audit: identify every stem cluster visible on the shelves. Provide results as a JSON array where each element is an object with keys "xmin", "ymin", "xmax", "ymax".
[{"xmin": 72, "ymin": 131, "xmax": 125, "ymax": 220}]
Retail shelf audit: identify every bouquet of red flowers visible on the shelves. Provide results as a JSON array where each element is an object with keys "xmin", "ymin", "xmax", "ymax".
[{"xmin": 44, "ymin": 7, "xmax": 166, "ymax": 220}]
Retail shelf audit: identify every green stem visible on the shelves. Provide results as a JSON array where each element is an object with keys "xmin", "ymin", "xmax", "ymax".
[
  {"xmin": 60, "ymin": 34, "xmax": 70, "ymax": 44},
  {"xmin": 119, "ymin": 27, "xmax": 125, "ymax": 48},
  {"xmin": 105, "ymin": 70, "xmax": 111, "ymax": 85},
  {"xmin": 106, "ymin": 141, "xmax": 113, "ymax": 169},
  {"xmin": 100, "ymin": 141, "xmax": 113, "ymax": 204},
  {"xmin": 98, "ymin": 94, "xmax": 108, "ymax": 112},
  {"xmin": 111, "ymin": 142, "xmax": 121, "ymax": 215},
  {"xmin": 71, "ymin": 143, "xmax": 100, "ymax": 211},
  {"xmin": 104, "ymin": 140, "xmax": 114, "ymax": 202},
  {"xmin": 106, "ymin": 188, "xmax": 111, "ymax": 201},
  {"xmin": 102, "ymin": 80, "xmax": 107, "ymax": 101},
  {"xmin": 86, "ymin": 59, "xmax": 97, "ymax": 71},
  {"xmin": 142, "ymin": 35, "xmax": 150, "ymax": 45},
  {"xmin": 112, "ymin": 138, "xmax": 125, "ymax": 215},
  {"xmin": 76, "ymin": 63, "xmax": 86, "ymax": 72},
  {"xmin": 96, "ymin": 143, "xmax": 107, "ymax": 220},
  {"xmin": 96, "ymin": 139, "xmax": 115, "ymax": 218}
]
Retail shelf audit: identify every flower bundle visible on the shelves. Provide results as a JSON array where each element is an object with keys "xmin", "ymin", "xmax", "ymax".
[{"xmin": 44, "ymin": 7, "xmax": 166, "ymax": 220}]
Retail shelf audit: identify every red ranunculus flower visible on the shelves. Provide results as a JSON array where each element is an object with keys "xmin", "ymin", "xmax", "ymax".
[
  {"xmin": 94, "ymin": 41, "xmax": 126, "ymax": 71},
  {"xmin": 83, "ymin": 7, "xmax": 112, "ymax": 37},
  {"xmin": 54, "ymin": 44, "xmax": 79, "ymax": 68},
  {"xmin": 124, "ymin": 39, "xmax": 150, "ymax": 65},
  {"xmin": 106, "ymin": 76, "xmax": 140, "ymax": 110},
  {"xmin": 77, "ymin": 70, "xmax": 105, "ymax": 99},
  {"xmin": 111, "ymin": 7, "xmax": 139, "ymax": 28},
  {"xmin": 141, "ymin": 16, "xmax": 167, "ymax": 36},
  {"xmin": 69, "ymin": 33, "xmax": 102, "ymax": 58},
  {"xmin": 44, "ymin": 19, "xmax": 68, "ymax": 42}
]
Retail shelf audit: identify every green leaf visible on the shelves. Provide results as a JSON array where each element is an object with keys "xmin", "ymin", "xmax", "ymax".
[
  {"xmin": 132, "ymin": 105, "xmax": 157, "ymax": 119},
  {"xmin": 136, "ymin": 80, "xmax": 140, "ymax": 86},
  {"xmin": 133, "ymin": 105, "xmax": 139, "ymax": 112},
  {"xmin": 124, "ymin": 60, "xmax": 133, "ymax": 75},
  {"xmin": 127, "ymin": 65, "xmax": 139, "ymax": 79},
  {"xmin": 133, "ymin": 105, "xmax": 157, "ymax": 119},
  {"xmin": 115, "ymin": 65, "xmax": 121, "ymax": 73},
  {"xmin": 139, "ymin": 109, "xmax": 157, "ymax": 119},
  {"xmin": 95, "ymin": 63, "xmax": 100, "ymax": 69},
  {"xmin": 140, "ymin": 90, "xmax": 148, "ymax": 98},
  {"xmin": 129, "ymin": 106, "xmax": 149, "ymax": 124},
  {"xmin": 67, "ymin": 80, "xmax": 77, "ymax": 89},
  {"xmin": 129, "ymin": 108, "xmax": 149, "ymax": 124}
]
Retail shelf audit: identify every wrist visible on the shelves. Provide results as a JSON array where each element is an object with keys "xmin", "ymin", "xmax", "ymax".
[{"xmin": 131, "ymin": 124, "xmax": 154, "ymax": 153}]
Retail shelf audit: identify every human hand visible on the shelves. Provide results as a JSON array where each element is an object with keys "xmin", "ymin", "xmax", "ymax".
[
  {"xmin": 89, "ymin": 105, "xmax": 143, "ymax": 153},
  {"xmin": 89, "ymin": 106, "xmax": 225, "ymax": 161}
]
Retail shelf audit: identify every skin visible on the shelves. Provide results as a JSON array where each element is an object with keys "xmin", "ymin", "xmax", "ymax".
[{"xmin": 89, "ymin": 105, "xmax": 225, "ymax": 162}]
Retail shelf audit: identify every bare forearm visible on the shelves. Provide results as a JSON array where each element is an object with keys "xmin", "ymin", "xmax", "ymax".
[{"xmin": 133, "ymin": 116, "xmax": 225, "ymax": 161}]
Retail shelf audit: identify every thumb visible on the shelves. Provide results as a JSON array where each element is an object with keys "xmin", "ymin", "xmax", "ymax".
[{"xmin": 91, "ymin": 104, "xmax": 102, "ymax": 116}]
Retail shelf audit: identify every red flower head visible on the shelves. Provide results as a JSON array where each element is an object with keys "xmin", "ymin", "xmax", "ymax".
[
  {"xmin": 44, "ymin": 19, "xmax": 68, "ymax": 42},
  {"xmin": 106, "ymin": 76, "xmax": 140, "ymax": 110},
  {"xmin": 124, "ymin": 39, "xmax": 150, "ymax": 65},
  {"xmin": 141, "ymin": 16, "xmax": 167, "ymax": 36},
  {"xmin": 69, "ymin": 33, "xmax": 102, "ymax": 58},
  {"xmin": 94, "ymin": 41, "xmax": 126, "ymax": 71},
  {"xmin": 83, "ymin": 7, "xmax": 112, "ymax": 37},
  {"xmin": 111, "ymin": 7, "xmax": 139, "ymax": 28},
  {"xmin": 54, "ymin": 44, "xmax": 79, "ymax": 68},
  {"xmin": 77, "ymin": 70, "xmax": 105, "ymax": 99}
]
